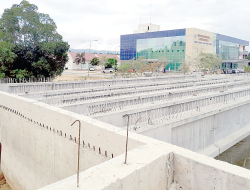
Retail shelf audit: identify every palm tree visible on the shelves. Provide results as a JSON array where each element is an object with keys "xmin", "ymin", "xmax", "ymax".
[{"xmin": 75, "ymin": 53, "xmax": 86, "ymax": 65}]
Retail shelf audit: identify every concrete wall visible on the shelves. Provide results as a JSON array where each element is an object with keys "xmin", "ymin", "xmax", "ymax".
[
  {"xmin": 94, "ymin": 86, "xmax": 250, "ymax": 128},
  {"xmin": 2, "ymin": 86, "xmax": 250, "ymax": 189},
  {"xmin": 39, "ymin": 144, "xmax": 174, "ymax": 190},
  {"xmin": 39, "ymin": 140, "xmax": 250, "ymax": 190},
  {"xmin": 186, "ymin": 28, "xmax": 214, "ymax": 56},
  {"xmin": 173, "ymin": 149, "xmax": 250, "ymax": 190},
  {"xmin": 0, "ymin": 109, "xmax": 110, "ymax": 190},
  {"xmin": 3, "ymin": 75, "xmax": 196, "ymax": 94},
  {"xmin": 139, "ymin": 92, "xmax": 250, "ymax": 156},
  {"xmin": 0, "ymin": 91, "xmax": 146, "ymax": 190}
]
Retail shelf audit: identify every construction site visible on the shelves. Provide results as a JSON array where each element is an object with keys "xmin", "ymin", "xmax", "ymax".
[{"xmin": 1, "ymin": 74, "xmax": 250, "ymax": 189}]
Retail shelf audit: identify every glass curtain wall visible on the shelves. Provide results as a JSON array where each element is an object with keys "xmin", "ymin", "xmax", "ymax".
[
  {"xmin": 219, "ymin": 40, "xmax": 239, "ymax": 69},
  {"xmin": 136, "ymin": 36, "xmax": 186, "ymax": 70},
  {"xmin": 219, "ymin": 41, "xmax": 239, "ymax": 60}
]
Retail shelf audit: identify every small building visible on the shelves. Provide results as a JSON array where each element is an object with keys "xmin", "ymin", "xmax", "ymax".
[
  {"xmin": 120, "ymin": 27, "xmax": 249, "ymax": 71},
  {"xmin": 134, "ymin": 23, "xmax": 160, "ymax": 33},
  {"xmin": 65, "ymin": 52, "xmax": 120, "ymax": 70}
]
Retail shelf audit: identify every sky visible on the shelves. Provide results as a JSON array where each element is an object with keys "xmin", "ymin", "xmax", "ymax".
[{"xmin": 1, "ymin": 0, "xmax": 250, "ymax": 51}]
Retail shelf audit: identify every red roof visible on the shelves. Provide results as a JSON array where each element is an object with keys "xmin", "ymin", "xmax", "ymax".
[{"xmin": 69, "ymin": 52, "xmax": 120, "ymax": 62}]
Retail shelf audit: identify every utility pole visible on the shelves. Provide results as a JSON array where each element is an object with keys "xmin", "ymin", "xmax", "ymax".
[{"xmin": 89, "ymin": 40, "xmax": 98, "ymax": 77}]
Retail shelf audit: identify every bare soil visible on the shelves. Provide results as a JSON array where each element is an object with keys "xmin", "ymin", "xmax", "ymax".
[{"xmin": 53, "ymin": 75, "xmax": 109, "ymax": 82}]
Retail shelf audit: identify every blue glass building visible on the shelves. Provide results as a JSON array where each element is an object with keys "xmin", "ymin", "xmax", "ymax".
[{"xmin": 120, "ymin": 28, "xmax": 249, "ymax": 70}]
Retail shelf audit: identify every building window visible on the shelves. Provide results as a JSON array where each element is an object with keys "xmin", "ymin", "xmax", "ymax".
[{"xmin": 136, "ymin": 35, "xmax": 186, "ymax": 70}]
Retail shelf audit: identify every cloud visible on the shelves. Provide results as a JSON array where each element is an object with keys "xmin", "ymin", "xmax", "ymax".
[{"xmin": 1, "ymin": 0, "xmax": 250, "ymax": 50}]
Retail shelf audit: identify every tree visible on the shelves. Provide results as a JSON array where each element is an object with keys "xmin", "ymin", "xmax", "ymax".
[
  {"xmin": 246, "ymin": 53, "xmax": 250, "ymax": 60},
  {"xmin": 118, "ymin": 60, "xmax": 133, "ymax": 73},
  {"xmin": 196, "ymin": 52, "xmax": 223, "ymax": 73},
  {"xmin": 118, "ymin": 57, "xmax": 147, "ymax": 74},
  {"xmin": 158, "ymin": 56, "xmax": 168, "ymax": 71},
  {"xmin": 0, "ymin": 42, "xmax": 16, "ymax": 70},
  {"xmin": 107, "ymin": 58, "xmax": 117, "ymax": 68},
  {"xmin": 178, "ymin": 56, "xmax": 192, "ymax": 74},
  {"xmin": 75, "ymin": 53, "xmax": 85, "ymax": 65},
  {"xmin": 133, "ymin": 56, "xmax": 147, "ymax": 73},
  {"xmin": 0, "ymin": 0, "xmax": 70, "ymax": 78},
  {"xmin": 98, "ymin": 56, "xmax": 108, "ymax": 68},
  {"xmin": 90, "ymin": 57, "xmax": 99, "ymax": 66}
]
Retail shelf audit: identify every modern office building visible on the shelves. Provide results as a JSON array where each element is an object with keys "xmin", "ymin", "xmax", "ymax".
[{"xmin": 120, "ymin": 28, "xmax": 249, "ymax": 70}]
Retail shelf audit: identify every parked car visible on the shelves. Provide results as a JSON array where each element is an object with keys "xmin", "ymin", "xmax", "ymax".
[
  {"xmin": 232, "ymin": 69, "xmax": 239, "ymax": 74},
  {"xmin": 102, "ymin": 68, "xmax": 114, "ymax": 73},
  {"xmin": 238, "ymin": 68, "xmax": 245, "ymax": 73},
  {"xmin": 89, "ymin": 67, "xmax": 95, "ymax": 71},
  {"xmin": 192, "ymin": 71, "xmax": 204, "ymax": 76},
  {"xmin": 223, "ymin": 69, "xmax": 232, "ymax": 74}
]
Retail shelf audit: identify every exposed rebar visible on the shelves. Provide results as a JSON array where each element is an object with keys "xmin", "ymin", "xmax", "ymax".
[
  {"xmin": 123, "ymin": 114, "xmax": 129, "ymax": 164},
  {"xmin": 71, "ymin": 120, "xmax": 81, "ymax": 187}
]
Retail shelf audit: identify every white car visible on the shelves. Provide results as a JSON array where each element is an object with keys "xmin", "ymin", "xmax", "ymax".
[
  {"xmin": 143, "ymin": 71, "xmax": 153, "ymax": 75},
  {"xmin": 238, "ymin": 68, "xmax": 245, "ymax": 73},
  {"xmin": 192, "ymin": 71, "xmax": 204, "ymax": 76},
  {"xmin": 102, "ymin": 68, "xmax": 114, "ymax": 73},
  {"xmin": 89, "ymin": 67, "xmax": 95, "ymax": 71}
]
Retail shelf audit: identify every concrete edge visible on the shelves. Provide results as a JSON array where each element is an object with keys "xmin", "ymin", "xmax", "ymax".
[{"xmin": 198, "ymin": 124, "xmax": 250, "ymax": 158}]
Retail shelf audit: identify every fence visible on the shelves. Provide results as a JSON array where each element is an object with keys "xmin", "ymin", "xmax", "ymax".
[{"xmin": 0, "ymin": 77, "xmax": 53, "ymax": 84}]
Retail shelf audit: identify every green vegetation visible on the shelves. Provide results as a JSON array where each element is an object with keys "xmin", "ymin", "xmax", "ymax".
[
  {"xmin": 179, "ymin": 56, "xmax": 192, "ymax": 74},
  {"xmin": 90, "ymin": 57, "xmax": 99, "ymax": 66},
  {"xmin": 0, "ymin": 0, "xmax": 70, "ymax": 78},
  {"xmin": 246, "ymin": 53, "xmax": 250, "ymax": 60},
  {"xmin": 243, "ymin": 65, "xmax": 250, "ymax": 72},
  {"xmin": 106, "ymin": 58, "xmax": 117, "ymax": 68},
  {"xmin": 118, "ymin": 57, "xmax": 161, "ymax": 74},
  {"xmin": 75, "ymin": 53, "xmax": 85, "ymax": 65},
  {"xmin": 195, "ymin": 52, "xmax": 223, "ymax": 73},
  {"xmin": 98, "ymin": 56, "xmax": 117, "ymax": 68}
]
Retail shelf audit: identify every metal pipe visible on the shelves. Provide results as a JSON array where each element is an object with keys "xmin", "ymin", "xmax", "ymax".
[{"xmin": 71, "ymin": 120, "xmax": 81, "ymax": 187}]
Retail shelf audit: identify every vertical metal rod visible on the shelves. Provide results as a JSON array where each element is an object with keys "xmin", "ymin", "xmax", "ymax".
[
  {"xmin": 123, "ymin": 114, "xmax": 129, "ymax": 164},
  {"xmin": 71, "ymin": 120, "xmax": 81, "ymax": 188},
  {"xmin": 243, "ymin": 159, "xmax": 247, "ymax": 168}
]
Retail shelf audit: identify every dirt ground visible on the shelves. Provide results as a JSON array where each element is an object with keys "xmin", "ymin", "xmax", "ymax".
[
  {"xmin": 0, "ymin": 168, "xmax": 12, "ymax": 190},
  {"xmin": 53, "ymin": 75, "xmax": 110, "ymax": 82}
]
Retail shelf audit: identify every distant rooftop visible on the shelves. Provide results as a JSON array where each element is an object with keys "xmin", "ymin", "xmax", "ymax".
[{"xmin": 68, "ymin": 52, "xmax": 120, "ymax": 62}]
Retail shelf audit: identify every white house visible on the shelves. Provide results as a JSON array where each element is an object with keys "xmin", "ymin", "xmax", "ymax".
[{"xmin": 65, "ymin": 52, "xmax": 121, "ymax": 70}]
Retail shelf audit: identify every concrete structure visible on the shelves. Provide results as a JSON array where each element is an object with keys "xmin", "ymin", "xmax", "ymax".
[
  {"xmin": 134, "ymin": 23, "xmax": 160, "ymax": 33},
  {"xmin": 121, "ymin": 28, "xmax": 250, "ymax": 71},
  {"xmin": 65, "ymin": 52, "xmax": 121, "ymax": 70},
  {"xmin": 2, "ymin": 74, "xmax": 250, "ymax": 189}
]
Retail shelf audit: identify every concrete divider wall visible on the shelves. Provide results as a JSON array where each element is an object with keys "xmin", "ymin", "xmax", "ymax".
[
  {"xmin": 0, "ymin": 91, "xmax": 154, "ymax": 189},
  {"xmin": 2, "ymin": 87, "xmax": 250, "ymax": 189},
  {"xmin": 0, "ymin": 109, "xmax": 110, "ymax": 190},
  {"xmin": 39, "ymin": 140, "xmax": 250, "ymax": 190},
  {"xmin": 5, "ymin": 75, "xmax": 197, "ymax": 94},
  {"xmin": 37, "ymin": 78, "xmax": 230, "ymax": 105},
  {"xmin": 0, "ymin": 92, "xmax": 145, "ymax": 158},
  {"xmin": 58, "ymin": 80, "xmax": 234, "ymax": 114},
  {"xmin": 94, "ymin": 87, "xmax": 250, "ymax": 128},
  {"xmin": 39, "ymin": 144, "xmax": 174, "ymax": 190},
  {"xmin": 139, "ymin": 95, "xmax": 250, "ymax": 154},
  {"xmin": 174, "ymin": 151, "xmax": 250, "ymax": 189}
]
